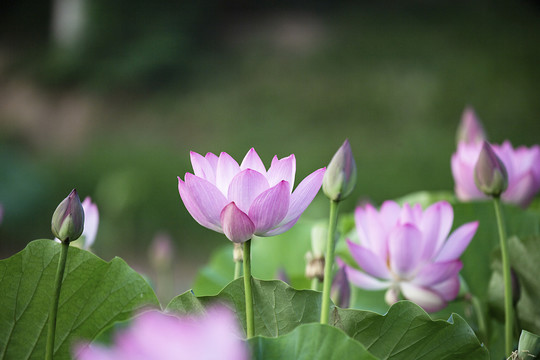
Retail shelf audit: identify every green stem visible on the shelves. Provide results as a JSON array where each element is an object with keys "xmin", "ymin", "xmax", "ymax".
[
  {"xmin": 320, "ymin": 199, "xmax": 340, "ymax": 324},
  {"xmin": 243, "ymin": 239, "xmax": 254, "ymax": 338},
  {"xmin": 311, "ymin": 277, "xmax": 320, "ymax": 291},
  {"xmin": 493, "ymin": 197, "xmax": 513, "ymax": 356},
  {"xmin": 234, "ymin": 260, "xmax": 242, "ymax": 280},
  {"xmin": 45, "ymin": 241, "xmax": 70, "ymax": 360}
]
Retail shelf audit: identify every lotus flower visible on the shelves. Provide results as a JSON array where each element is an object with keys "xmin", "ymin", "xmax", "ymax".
[
  {"xmin": 452, "ymin": 140, "xmax": 540, "ymax": 208},
  {"xmin": 75, "ymin": 307, "xmax": 248, "ymax": 360},
  {"xmin": 178, "ymin": 148, "xmax": 325, "ymax": 243},
  {"xmin": 344, "ymin": 200, "xmax": 478, "ymax": 312}
]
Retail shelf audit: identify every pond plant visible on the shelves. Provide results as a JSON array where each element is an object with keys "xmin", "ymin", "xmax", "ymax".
[{"xmin": 1, "ymin": 107, "xmax": 540, "ymax": 359}]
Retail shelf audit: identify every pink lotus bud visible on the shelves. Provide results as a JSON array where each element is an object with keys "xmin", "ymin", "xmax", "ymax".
[
  {"xmin": 323, "ymin": 139, "xmax": 357, "ymax": 201},
  {"xmin": 456, "ymin": 107, "xmax": 486, "ymax": 145},
  {"xmin": 474, "ymin": 142, "xmax": 508, "ymax": 197},
  {"xmin": 51, "ymin": 189, "xmax": 85, "ymax": 242}
]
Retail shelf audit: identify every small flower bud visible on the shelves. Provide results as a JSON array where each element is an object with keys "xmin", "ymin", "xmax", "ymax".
[
  {"xmin": 331, "ymin": 258, "xmax": 351, "ymax": 308},
  {"xmin": 456, "ymin": 107, "xmax": 486, "ymax": 145},
  {"xmin": 276, "ymin": 268, "xmax": 290, "ymax": 284},
  {"xmin": 474, "ymin": 141, "xmax": 508, "ymax": 197},
  {"xmin": 51, "ymin": 189, "xmax": 85, "ymax": 242},
  {"xmin": 323, "ymin": 139, "xmax": 357, "ymax": 201},
  {"xmin": 149, "ymin": 232, "xmax": 174, "ymax": 271}
]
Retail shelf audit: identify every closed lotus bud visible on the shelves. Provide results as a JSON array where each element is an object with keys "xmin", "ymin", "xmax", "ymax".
[
  {"xmin": 331, "ymin": 258, "xmax": 351, "ymax": 308},
  {"xmin": 456, "ymin": 107, "xmax": 486, "ymax": 145},
  {"xmin": 51, "ymin": 189, "xmax": 85, "ymax": 242},
  {"xmin": 474, "ymin": 142, "xmax": 508, "ymax": 197},
  {"xmin": 323, "ymin": 139, "xmax": 357, "ymax": 201}
]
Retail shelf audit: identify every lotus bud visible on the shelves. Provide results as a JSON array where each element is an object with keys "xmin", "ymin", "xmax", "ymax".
[
  {"xmin": 51, "ymin": 189, "xmax": 85, "ymax": 243},
  {"xmin": 331, "ymin": 258, "xmax": 351, "ymax": 308},
  {"xmin": 149, "ymin": 232, "xmax": 174, "ymax": 271},
  {"xmin": 456, "ymin": 107, "xmax": 486, "ymax": 145},
  {"xmin": 474, "ymin": 141, "xmax": 508, "ymax": 197},
  {"xmin": 276, "ymin": 268, "xmax": 290, "ymax": 284},
  {"xmin": 323, "ymin": 139, "xmax": 357, "ymax": 201},
  {"xmin": 305, "ymin": 252, "xmax": 325, "ymax": 281}
]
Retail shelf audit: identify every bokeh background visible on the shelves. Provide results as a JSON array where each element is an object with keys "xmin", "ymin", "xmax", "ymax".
[{"xmin": 1, "ymin": 0, "xmax": 539, "ymax": 291}]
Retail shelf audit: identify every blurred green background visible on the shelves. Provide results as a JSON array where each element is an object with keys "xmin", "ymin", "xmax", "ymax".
[{"xmin": 1, "ymin": 1, "xmax": 539, "ymax": 288}]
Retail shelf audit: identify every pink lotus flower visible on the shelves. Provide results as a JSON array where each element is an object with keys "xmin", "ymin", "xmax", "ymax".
[
  {"xmin": 178, "ymin": 148, "xmax": 325, "ymax": 242},
  {"xmin": 452, "ymin": 141, "xmax": 540, "ymax": 208},
  {"xmin": 344, "ymin": 200, "xmax": 478, "ymax": 312},
  {"xmin": 75, "ymin": 307, "xmax": 248, "ymax": 360}
]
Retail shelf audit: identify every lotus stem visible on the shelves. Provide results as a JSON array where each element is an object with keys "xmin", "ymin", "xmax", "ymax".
[
  {"xmin": 320, "ymin": 199, "xmax": 340, "ymax": 324},
  {"xmin": 493, "ymin": 197, "xmax": 513, "ymax": 356},
  {"xmin": 243, "ymin": 239, "xmax": 254, "ymax": 338},
  {"xmin": 45, "ymin": 240, "xmax": 70, "ymax": 360},
  {"xmin": 311, "ymin": 278, "xmax": 320, "ymax": 291}
]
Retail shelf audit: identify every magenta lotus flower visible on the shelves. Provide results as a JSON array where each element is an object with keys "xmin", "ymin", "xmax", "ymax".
[
  {"xmin": 452, "ymin": 140, "xmax": 540, "ymax": 208},
  {"xmin": 178, "ymin": 148, "xmax": 325, "ymax": 243},
  {"xmin": 75, "ymin": 307, "xmax": 248, "ymax": 360},
  {"xmin": 344, "ymin": 200, "xmax": 478, "ymax": 312}
]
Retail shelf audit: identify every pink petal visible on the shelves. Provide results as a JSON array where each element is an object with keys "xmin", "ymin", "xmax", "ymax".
[
  {"xmin": 362, "ymin": 204, "xmax": 388, "ymax": 260},
  {"xmin": 451, "ymin": 145, "xmax": 485, "ymax": 200},
  {"xmin": 345, "ymin": 266, "xmax": 391, "ymax": 290},
  {"xmin": 503, "ymin": 170, "xmax": 536, "ymax": 208},
  {"xmin": 227, "ymin": 169, "xmax": 270, "ymax": 213},
  {"xmin": 240, "ymin": 148, "xmax": 267, "ymax": 174},
  {"xmin": 281, "ymin": 167, "xmax": 325, "ymax": 224},
  {"xmin": 267, "ymin": 154, "xmax": 296, "ymax": 188},
  {"xmin": 220, "ymin": 202, "xmax": 255, "ymax": 243},
  {"xmin": 190, "ymin": 151, "xmax": 217, "ymax": 184},
  {"xmin": 346, "ymin": 239, "xmax": 391, "ymax": 279},
  {"xmin": 216, "ymin": 152, "xmax": 241, "ymax": 195},
  {"xmin": 354, "ymin": 206, "xmax": 370, "ymax": 248},
  {"xmin": 81, "ymin": 197, "xmax": 99, "ymax": 249},
  {"xmin": 378, "ymin": 201, "xmax": 401, "ymax": 233},
  {"xmin": 262, "ymin": 215, "xmax": 300, "ymax": 236},
  {"xmin": 432, "ymin": 201, "xmax": 454, "ymax": 255},
  {"xmin": 400, "ymin": 282, "xmax": 447, "ymax": 313},
  {"xmin": 412, "ymin": 260, "xmax": 463, "ymax": 287},
  {"xmin": 249, "ymin": 180, "xmax": 291, "ymax": 234},
  {"xmin": 431, "ymin": 275, "xmax": 460, "ymax": 301},
  {"xmin": 205, "ymin": 152, "xmax": 219, "ymax": 168},
  {"xmin": 178, "ymin": 177, "xmax": 222, "ymax": 232},
  {"xmin": 388, "ymin": 224, "xmax": 423, "ymax": 277},
  {"xmin": 435, "ymin": 221, "xmax": 478, "ymax": 262},
  {"xmin": 183, "ymin": 173, "xmax": 228, "ymax": 230}
]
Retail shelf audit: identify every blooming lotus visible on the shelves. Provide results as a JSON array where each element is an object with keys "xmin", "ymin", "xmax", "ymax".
[
  {"xmin": 344, "ymin": 200, "xmax": 478, "ymax": 312},
  {"xmin": 75, "ymin": 307, "xmax": 248, "ymax": 360},
  {"xmin": 452, "ymin": 141, "xmax": 540, "ymax": 208},
  {"xmin": 178, "ymin": 148, "xmax": 325, "ymax": 243}
]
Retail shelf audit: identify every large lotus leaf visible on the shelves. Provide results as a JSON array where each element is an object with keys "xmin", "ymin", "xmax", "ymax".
[
  {"xmin": 0, "ymin": 240, "xmax": 159, "ymax": 360},
  {"xmin": 334, "ymin": 301, "xmax": 488, "ymax": 359},
  {"xmin": 167, "ymin": 278, "xmax": 488, "ymax": 358},
  {"xmin": 248, "ymin": 323, "xmax": 377, "ymax": 360},
  {"xmin": 167, "ymin": 278, "xmax": 322, "ymax": 337},
  {"xmin": 488, "ymin": 236, "xmax": 540, "ymax": 335}
]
